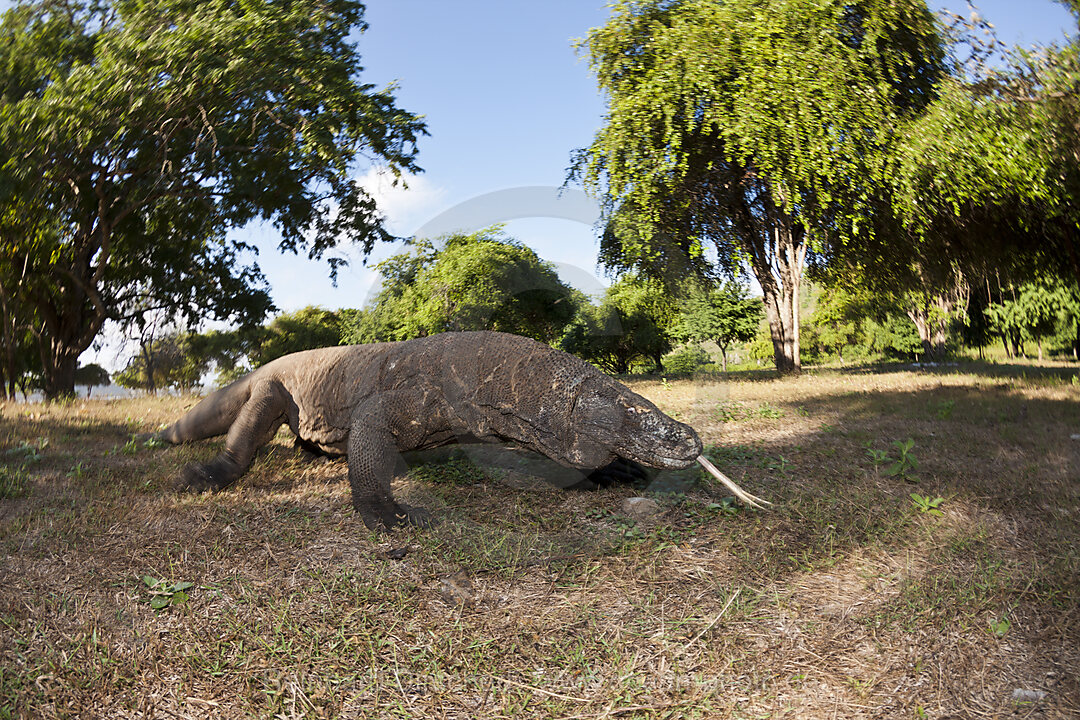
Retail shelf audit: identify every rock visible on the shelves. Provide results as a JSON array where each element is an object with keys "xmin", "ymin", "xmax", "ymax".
[
  {"xmin": 1011, "ymin": 689, "xmax": 1047, "ymax": 703},
  {"xmin": 439, "ymin": 570, "xmax": 476, "ymax": 606},
  {"xmin": 622, "ymin": 497, "xmax": 661, "ymax": 520}
]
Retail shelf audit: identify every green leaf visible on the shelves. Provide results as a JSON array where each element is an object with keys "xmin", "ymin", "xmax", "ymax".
[{"xmin": 150, "ymin": 596, "xmax": 171, "ymax": 610}]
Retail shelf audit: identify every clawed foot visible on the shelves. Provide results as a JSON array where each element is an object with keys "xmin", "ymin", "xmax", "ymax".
[
  {"xmin": 178, "ymin": 461, "xmax": 237, "ymax": 493},
  {"xmin": 356, "ymin": 497, "xmax": 434, "ymax": 532}
]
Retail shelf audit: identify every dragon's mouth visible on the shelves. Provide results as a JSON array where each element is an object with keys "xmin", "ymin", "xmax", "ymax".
[{"xmin": 618, "ymin": 437, "xmax": 701, "ymax": 470}]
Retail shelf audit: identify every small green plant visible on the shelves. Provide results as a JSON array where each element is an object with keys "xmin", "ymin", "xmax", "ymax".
[
  {"xmin": 66, "ymin": 461, "xmax": 86, "ymax": 479},
  {"xmin": 885, "ymin": 439, "xmax": 919, "ymax": 483},
  {"xmin": 988, "ymin": 617, "xmax": 1011, "ymax": 637},
  {"xmin": 660, "ymin": 377, "xmax": 671, "ymax": 391},
  {"xmin": 3, "ymin": 438, "xmax": 48, "ymax": 463},
  {"xmin": 909, "ymin": 493, "xmax": 944, "ymax": 516},
  {"xmin": 933, "ymin": 399, "xmax": 955, "ymax": 420},
  {"xmin": 714, "ymin": 401, "xmax": 744, "ymax": 422},
  {"xmin": 141, "ymin": 576, "xmax": 195, "ymax": 610},
  {"xmin": 0, "ymin": 466, "xmax": 31, "ymax": 499},
  {"xmin": 865, "ymin": 442, "xmax": 890, "ymax": 467},
  {"xmin": 755, "ymin": 402, "xmax": 784, "ymax": 419},
  {"xmin": 707, "ymin": 497, "xmax": 740, "ymax": 516},
  {"xmin": 763, "ymin": 455, "xmax": 790, "ymax": 476}
]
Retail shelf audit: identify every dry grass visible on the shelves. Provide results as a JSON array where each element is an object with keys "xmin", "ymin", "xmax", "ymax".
[{"xmin": 1, "ymin": 363, "xmax": 1078, "ymax": 719}]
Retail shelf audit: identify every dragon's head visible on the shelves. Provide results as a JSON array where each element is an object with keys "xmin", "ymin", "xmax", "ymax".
[{"xmin": 561, "ymin": 376, "xmax": 702, "ymax": 470}]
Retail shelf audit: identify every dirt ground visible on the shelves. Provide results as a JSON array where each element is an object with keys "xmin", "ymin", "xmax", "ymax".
[{"xmin": 1, "ymin": 362, "xmax": 1078, "ymax": 719}]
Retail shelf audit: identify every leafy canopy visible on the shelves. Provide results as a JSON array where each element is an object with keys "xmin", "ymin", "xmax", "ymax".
[
  {"xmin": 344, "ymin": 229, "xmax": 580, "ymax": 345},
  {"xmin": 0, "ymin": 0, "xmax": 425, "ymax": 397},
  {"xmin": 559, "ymin": 275, "xmax": 676, "ymax": 375},
  {"xmin": 577, "ymin": 0, "xmax": 945, "ymax": 258}
]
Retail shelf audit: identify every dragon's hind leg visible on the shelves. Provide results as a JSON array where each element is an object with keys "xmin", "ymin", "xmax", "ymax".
[
  {"xmin": 179, "ymin": 379, "xmax": 289, "ymax": 493},
  {"xmin": 159, "ymin": 376, "xmax": 253, "ymax": 444}
]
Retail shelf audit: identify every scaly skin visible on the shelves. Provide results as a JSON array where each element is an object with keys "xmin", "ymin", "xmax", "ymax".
[{"xmin": 154, "ymin": 331, "xmax": 703, "ymax": 531}]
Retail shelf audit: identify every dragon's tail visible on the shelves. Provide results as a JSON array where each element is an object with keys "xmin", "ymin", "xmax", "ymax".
[{"xmin": 160, "ymin": 375, "xmax": 253, "ymax": 444}]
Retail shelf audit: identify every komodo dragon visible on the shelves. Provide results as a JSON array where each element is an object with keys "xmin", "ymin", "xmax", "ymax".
[{"xmin": 151, "ymin": 331, "xmax": 768, "ymax": 530}]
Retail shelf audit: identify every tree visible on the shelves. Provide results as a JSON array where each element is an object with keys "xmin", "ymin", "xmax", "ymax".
[
  {"xmin": 74, "ymin": 362, "xmax": 110, "ymax": 397},
  {"xmin": 248, "ymin": 306, "xmax": 346, "ymax": 368},
  {"xmin": 985, "ymin": 280, "xmax": 1072, "ymax": 361},
  {"xmin": 575, "ymin": 0, "xmax": 946, "ymax": 375},
  {"xmin": 0, "ymin": 252, "xmax": 39, "ymax": 400},
  {"xmin": 114, "ymin": 332, "xmax": 209, "ymax": 394},
  {"xmin": 888, "ymin": 8, "xmax": 1080, "ymax": 293},
  {"xmin": 672, "ymin": 282, "xmax": 762, "ymax": 372},
  {"xmin": 345, "ymin": 229, "xmax": 580, "ymax": 345},
  {"xmin": 802, "ymin": 284, "xmax": 862, "ymax": 365},
  {"xmin": 560, "ymin": 275, "xmax": 676, "ymax": 374},
  {"xmin": 0, "ymin": 0, "xmax": 425, "ymax": 398}
]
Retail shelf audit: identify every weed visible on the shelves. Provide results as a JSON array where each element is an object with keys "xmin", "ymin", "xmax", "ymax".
[
  {"xmin": 865, "ymin": 442, "xmax": 890, "ymax": 467},
  {"xmin": 140, "ymin": 576, "xmax": 195, "ymax": 610},
  {"xmin": 714, "ymin": 402, "xmax": 743, "ymax": 422},
  {"xmin": 714, "ymin": 400, "xmax": 785, "ymax": 422},
  {"xmin": 707, "ymin": 497, "xmax": 741, "ymax": 516},
  {"xmin": 3, "ymin": 438, "xmax": 47, "ymax": 463},
  {"xmin": 988, "ymin": 617, "xmax": 1011, "ymax": 638},
  {"xmin": 883, "ymin": 439, "xmax": 920, "ymax": 483},
  {"xmin": 756, "ymin": 402, "xmax": 785, "ymax": 419},
  {"xmin": 909, "ymin": 493, "xmax": 945, "ymax": 516},
  {"xmin": 933, "ymin": 399, "xmax": 955, "ymax": 420},
  {"xmin": 0, "ymin": 466, "xmax": 30, "ymax": 499}
]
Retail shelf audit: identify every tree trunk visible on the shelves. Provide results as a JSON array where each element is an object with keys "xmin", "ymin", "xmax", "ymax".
[
  {"xmin": 0, "ymin": 277, "xmax": 24, "ymax": 401},
  {"xmin": 719, "ymin": 343, "xmax": 729, "ymax": 373},
  {"xmin": 745, "ymin": 209, "xmax": 805, "ymax": 376},
  {"xmin": 1011, "ymin": 333, "xmax": 1023, "ymax": 359},
  {"xmin": 41, "ymin": 342, "xmax": 80, "ymax": 400},
  {"xmin": 140, "ymin": 340, "xmax": 158, "ymax": 395},
  {"xmin": 906, "ymin": 293, "xmax": 951, "ymax": 362}
]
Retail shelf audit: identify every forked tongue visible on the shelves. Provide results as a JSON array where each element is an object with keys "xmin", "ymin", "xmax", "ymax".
[{"xmin": 697, "ymin": 455, "xmax": 772, "ymax": 510}]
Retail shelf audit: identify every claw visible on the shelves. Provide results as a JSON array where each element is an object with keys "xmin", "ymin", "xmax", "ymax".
[{"xmin": 696, "ymin": 455, "xmax": 772, "ymax": 509}]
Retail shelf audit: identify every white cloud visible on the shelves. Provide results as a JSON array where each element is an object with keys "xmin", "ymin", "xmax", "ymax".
[{"xmin": 355, "ymin": 167, "xmax": 448, "ymax": 237}]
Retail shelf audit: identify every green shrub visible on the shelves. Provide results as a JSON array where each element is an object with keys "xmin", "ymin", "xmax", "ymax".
[{"xmin": 663, "ymin": 345, "xmax": 710, "ymax": 374}]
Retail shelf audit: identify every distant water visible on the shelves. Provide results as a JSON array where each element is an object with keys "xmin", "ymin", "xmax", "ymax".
[{"xmin": 11, "ymin": 384, "xmax": 207, "ymax": 403}]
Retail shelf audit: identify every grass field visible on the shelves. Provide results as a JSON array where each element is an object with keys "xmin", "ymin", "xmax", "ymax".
[{"xmin": 1, "ymin": 363, "xmax": 1078, "ymax": 719}]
